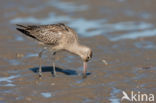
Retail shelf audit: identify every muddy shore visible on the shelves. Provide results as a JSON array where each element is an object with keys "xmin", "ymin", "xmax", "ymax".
[{"xmin": 0, "ymin": 0, "xmax": 156, "ymax": 103}]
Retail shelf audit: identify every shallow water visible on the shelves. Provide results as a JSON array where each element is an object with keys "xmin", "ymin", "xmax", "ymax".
[
  {"xmin": 49, "ymin": 0, "xmax": 88, "ymax": 13},
  {"xmin": 0, "ymin": 75, "xmax": 19, "ymax": 82},
  {"xmin": 1, "ymin": 0, "xmax": 156, "ymax": 103},
  {"xmin": 8, "ymin": 59, "xmax": 21, "ymax": 66},
  {"xmin": 109, "ymin": 88, "xmax": 121, "ymax": 103},
  {"xmin": 11, "ymin": 15, "xmax": 156, "ymax": 41},
  {"xmin": 41, "ymin": 92, "xmax": 52, "ymax": 98}
]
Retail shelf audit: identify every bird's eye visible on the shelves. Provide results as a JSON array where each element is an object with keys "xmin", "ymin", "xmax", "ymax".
[
  {"xmin": 87, "ymin": 56, "xmax": 90, "ymax": 60},
  {"xmin": 86, "ymin": 56, "xmax": 90, "ymax": 61},
  {"xmin": 85, "ymin": 56, "xmax": 90, "ymax": 62}
]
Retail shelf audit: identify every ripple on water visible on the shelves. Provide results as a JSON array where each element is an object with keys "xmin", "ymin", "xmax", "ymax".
[
  {"xmin": 14, "ymin": 34, "xmax": 24, "ymax": 42},
  {"xmin": 104, "ymin": 22, "xmax": 153, "ymax": 32},
  {"xmin": 41, "ymin": 92, "xmax": 52, "ymax": 98},
  {"xmin": 82, "ymin": 98, "xmax": 92, "ymax": 103},
  {"xmin": 124, "ymin": 9, "xmax": 151, "ymax": 19},
  {"xmin": 10, "ymin": 13, "xmax": 71, "ymax": 24},
  {"xmin": 16, "ymin": 36, "xmax": 24, "ymax": 41},
  {"xmin": 25, "ymin": 53, "xmax": 38, "ymax": 58},
  {"xmin": 10, "ymin": 13, "xmax": 155, "ymax": 41},
  {"xmin": 75, "ymin": 79, "xmax": 84, "ymax": 84},
  {"xmin": 64, "ymin": 55, "xmax": 75, "ymax": 63},
  {"xmin": 3, "ymin": 83, "xmax": 16, "ymax": 87},
  {"xmin": 0, "ymin": 75, "xmax": 20, "ymax": 87},
  {"xmin": 16, "ymin": 96, "xmax": 24, "ymax": 100},
  {"xmin": 10, "ymin": 13, "xmax": 106, "ymax": 37},
  {"xmin": 135, "ymin": 41, "xmax": 156, "ymax": 49},
  {"xmin": 0, "ymin": 75, "xmax": 19, "ymax": 82},
  {"xmin": 8, "ymin": 59, "xmax": 20, "ymax": 66},
  {"xmin": 110, "ymin": 29, "xmax": 156, "ymax": 41},
  {"xmin": 49, "ymin": 0, "xmax": 88, "ymax": 13}
]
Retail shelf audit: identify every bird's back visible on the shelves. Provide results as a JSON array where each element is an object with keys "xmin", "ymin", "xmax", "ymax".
[{"xmin": 16, "ymin": 23, "xmax": 78, "ymax": 47}]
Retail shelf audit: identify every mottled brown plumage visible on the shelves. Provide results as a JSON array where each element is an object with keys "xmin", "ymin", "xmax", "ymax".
[{"xmin": 16, "ymin": 23, "xmax": 92, "ymax": 78}]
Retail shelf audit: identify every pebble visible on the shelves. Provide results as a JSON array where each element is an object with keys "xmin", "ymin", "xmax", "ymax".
[
  {"xmin": 102, "ymin": 59, "xmax": 108, "ymax": 65},
  {"xmin": 26, "ymin": 97, "xmax": 32, "ymax": 101},
  {"xmin": 51, "ymin": 83, "xmax": 55, "ymax": 86},
  {"xmin": 16, "ymin": 53, "xmax": 24, "ymax": 58}
]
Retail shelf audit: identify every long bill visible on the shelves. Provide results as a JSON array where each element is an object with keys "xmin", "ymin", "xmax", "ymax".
[{"xmin": 83, "ymin": 61, "xmax": 87, "ymax": 78}]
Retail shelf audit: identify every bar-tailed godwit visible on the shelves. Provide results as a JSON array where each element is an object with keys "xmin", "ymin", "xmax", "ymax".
[{"xmin": 16, "ymin": 23, "xmax": 92, "ymax": 78}]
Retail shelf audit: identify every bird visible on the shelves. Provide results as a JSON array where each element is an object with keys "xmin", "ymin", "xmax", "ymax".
[{"xmin": 16, "ymin": 23, "xmax": 92, "ymax": 78}]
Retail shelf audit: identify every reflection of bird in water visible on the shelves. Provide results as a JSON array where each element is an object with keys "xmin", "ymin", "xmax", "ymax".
[{"xmin": 16, "ymin": 23, "xmax": 92, "ymax": 78}]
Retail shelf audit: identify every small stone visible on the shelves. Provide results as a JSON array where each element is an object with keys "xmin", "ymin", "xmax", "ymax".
[
  {"xmin": 26, "ymin": 97, "xmax": 32, "ymax": 101},
  {"xmin": 16, "ymin": 53, "xmax": 24, "ymax": 58},
  {"xmin": 51, "ymin": 83, "xmax": 55, "ymax": 86},
  {"xmin": 102, "ymin": 59, "xmax": 108, "ymax": 65}
]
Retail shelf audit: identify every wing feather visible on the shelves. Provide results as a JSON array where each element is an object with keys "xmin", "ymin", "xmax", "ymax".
[
  {"xmin": 16, "ymin": 23, "xmax": 78, "ymax": 45},
  {"xmin": 16, "ymin": 24, "xmax": 63, "ymax": 45}
]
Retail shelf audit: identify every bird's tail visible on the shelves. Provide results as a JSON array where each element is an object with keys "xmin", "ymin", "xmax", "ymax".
[
  {"xmin": 16, "ymin": 24, "xmax": 28, "ymax": 28},
  {"xmin": 16, "ymin": 24, "xmax": 36, "ymax": 39}
]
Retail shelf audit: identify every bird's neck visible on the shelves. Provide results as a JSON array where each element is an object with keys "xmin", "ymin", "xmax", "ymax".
[{"xmin": 66, "ymin": 43, "xmax": 85, "ymax": 57}]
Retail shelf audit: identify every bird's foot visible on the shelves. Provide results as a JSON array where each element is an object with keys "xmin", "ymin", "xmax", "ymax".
[{"xmin": 53, "ymin": 72, "xmax": 57, "ymax": 77}]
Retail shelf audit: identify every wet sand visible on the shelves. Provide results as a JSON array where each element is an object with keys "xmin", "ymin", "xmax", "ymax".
[{"xmin": 0, "ymin": 0, "xmax": 156, "ymax": 103}]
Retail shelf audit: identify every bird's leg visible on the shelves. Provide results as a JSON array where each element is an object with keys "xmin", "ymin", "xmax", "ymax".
[
  {"xmin": 52, "ymin": 52, "xmax": 56, "ymax": 77},
  {"xmin": 38, "ymin": 49, "xmax": 45, "ymax": 77}
]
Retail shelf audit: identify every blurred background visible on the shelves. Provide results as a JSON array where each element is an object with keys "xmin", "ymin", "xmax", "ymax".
[{"xmin": 0, "ymin": 0, "xmax": 156, "ymax": 103}]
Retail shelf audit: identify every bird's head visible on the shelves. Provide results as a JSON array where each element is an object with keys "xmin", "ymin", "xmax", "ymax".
[
  {"xmin": 78, "ymin": 46, "xmax": 92, "ymax": 78},
  {"xmin": 79, "ymin": 46, "xmax": 92, "ymax": 62},
  {"xmin": 67, "ymin": 44, "xmax": 92, "ymax": 78}
]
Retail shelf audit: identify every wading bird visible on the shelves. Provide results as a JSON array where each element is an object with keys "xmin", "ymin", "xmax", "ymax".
[{"xmin": 16, "ymin": 23, "xmax": 92, "ymax": 78}]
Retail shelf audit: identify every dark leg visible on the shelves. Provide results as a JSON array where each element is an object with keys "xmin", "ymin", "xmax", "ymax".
[{"xmin": 52, "ymin": 52, "xmax": 56, "ymax": 77}]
